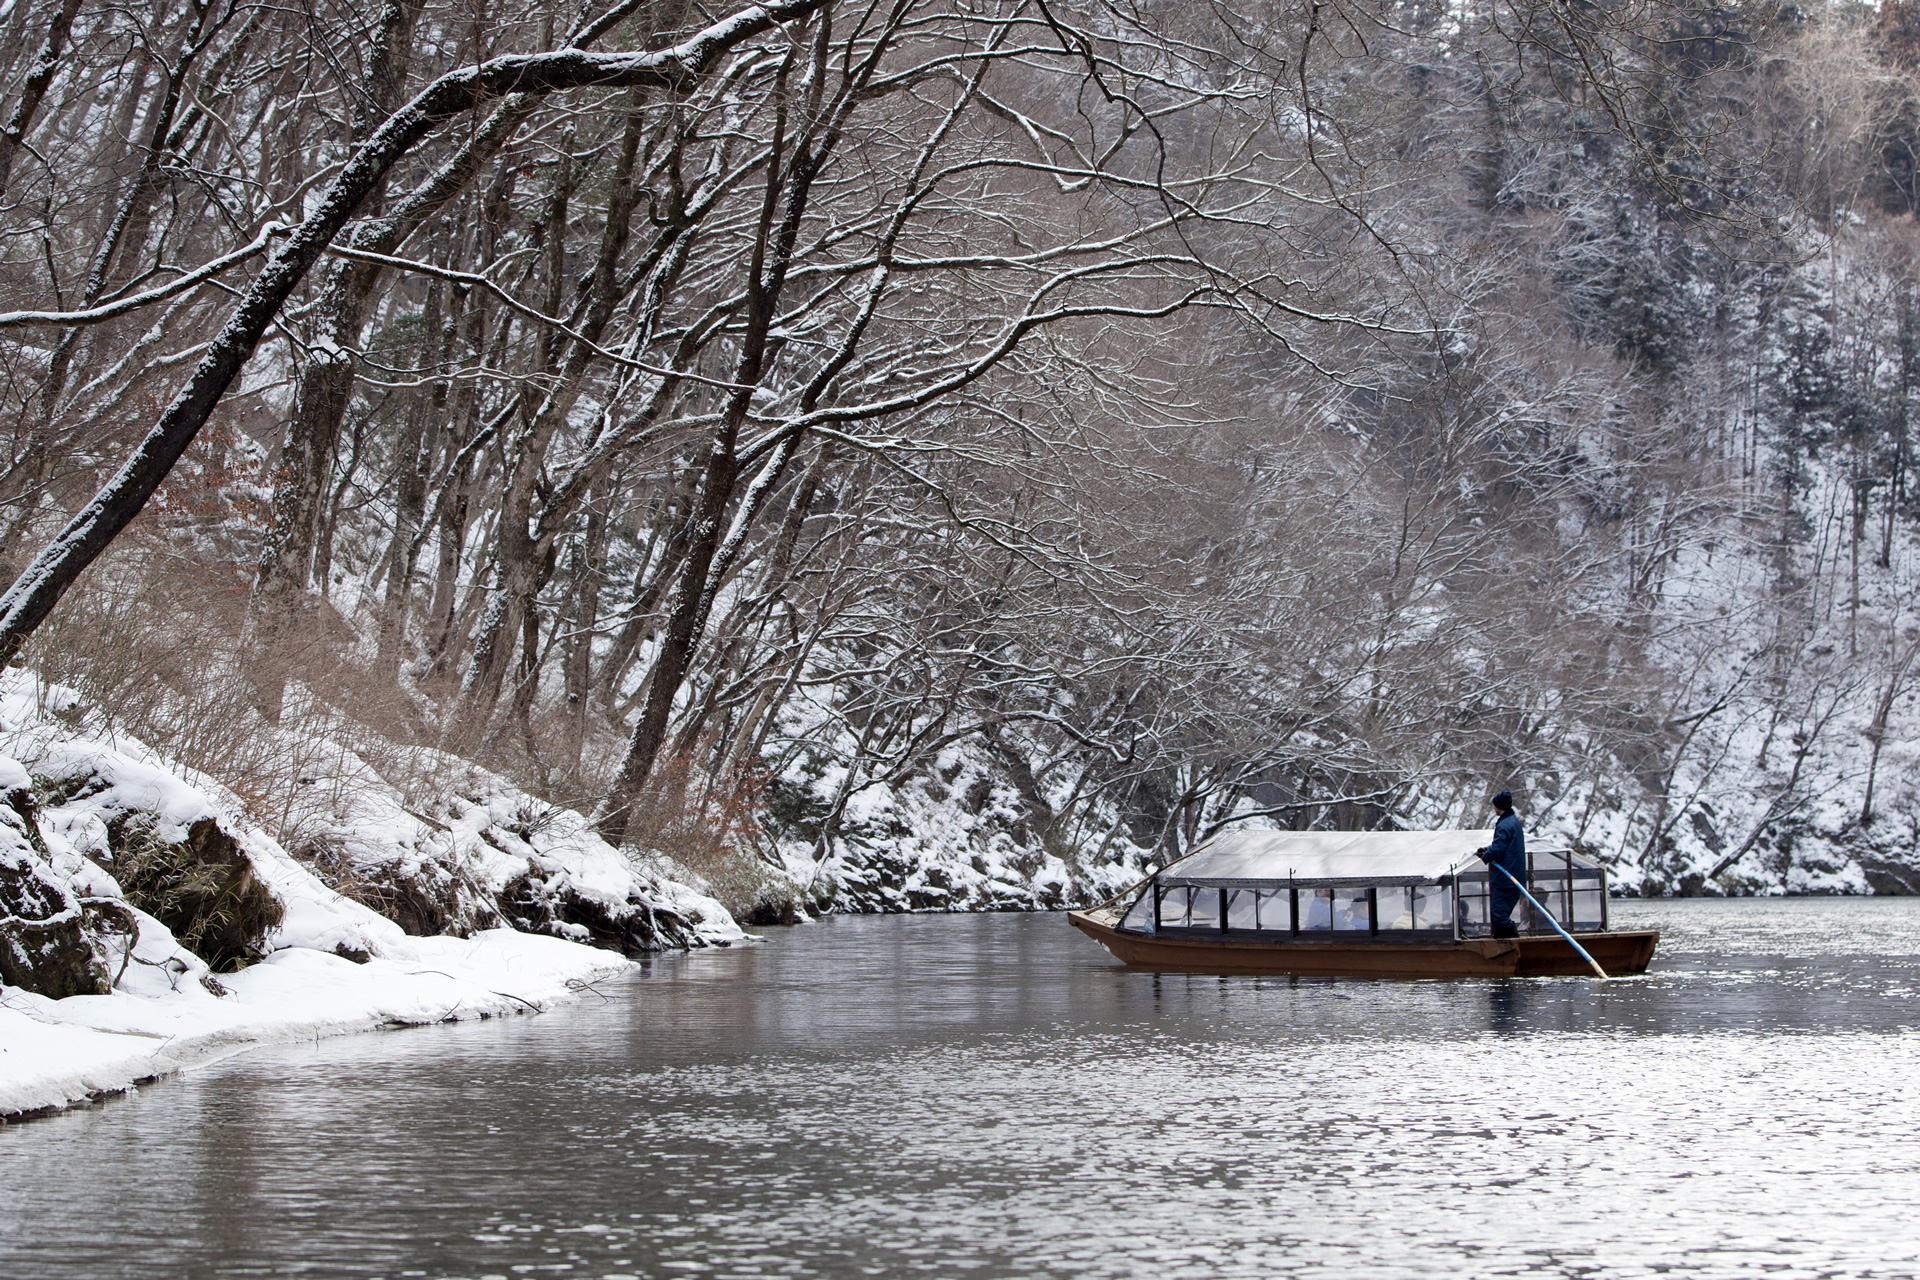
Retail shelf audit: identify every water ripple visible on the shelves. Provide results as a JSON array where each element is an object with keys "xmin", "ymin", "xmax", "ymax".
[{"xmin": 3, "ymin": 899, "xmax": 1919, "ymax": 1279}]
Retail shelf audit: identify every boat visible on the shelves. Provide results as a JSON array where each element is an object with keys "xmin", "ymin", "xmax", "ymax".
[{"xmin": 1068, "ymin": 828, "xmax": 1658, "ymax": 978}]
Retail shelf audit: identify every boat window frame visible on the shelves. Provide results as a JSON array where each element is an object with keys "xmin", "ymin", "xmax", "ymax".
[{"xmin": 1113, "ymin": 850, "xmax": 1607, "ymax": 940}]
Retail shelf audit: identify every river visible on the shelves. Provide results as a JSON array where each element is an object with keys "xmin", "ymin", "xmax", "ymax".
[{"xmin": 3, "ymin": 898, "xmax": 1918, "ymax": 1278}]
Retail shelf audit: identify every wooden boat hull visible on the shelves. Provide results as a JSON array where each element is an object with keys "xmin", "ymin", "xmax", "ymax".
[{"xmin": 1068, "ymin": 909, "xmax": 1658, "ymax": 978}]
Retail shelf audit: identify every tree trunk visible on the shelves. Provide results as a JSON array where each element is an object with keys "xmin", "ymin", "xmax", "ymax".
[
  {"xmin": 374, "ymin": 274, "xmax": 449, "ymax": 683},
  {"xmin": 255, "ymin": 0, "xmax": 427, "ymax": 599},
  {"xmin": 426, "ymin": 451, "xmax": 476, "ymax": 674},
  {"xmin": 596, "ymin": 465, "xmax": 702, "ymax": 706},
  {"xmin": 0, "ymin": 0, "xmax": 85, "ymax": 195},
  {"xmin": 561, "ymin": 488, "xmax": 609, "ymax": 776},
  {"xmin": 598, "ymin": 59, "xmax": 813, "ymax": 842},
  {"xmin": 454, "ymin": 140, "xmax": 580, "ymax": 733}
]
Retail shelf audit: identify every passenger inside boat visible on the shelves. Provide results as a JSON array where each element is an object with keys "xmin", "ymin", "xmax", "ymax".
[
  {"xmin": 1303, "ymin": 888, "xmax": 1334, "ymax": 930},
  {"xmin": 1377, "ymin": 885, "xmax": 1447, "ymax": 930},
  {"xmin": 1335, "ymin": 892, "xmax": 1370, "ymax": 930}
]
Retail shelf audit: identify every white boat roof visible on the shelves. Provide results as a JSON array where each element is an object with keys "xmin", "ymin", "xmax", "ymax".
[{"xmin": 1158, "ymin": 828, "xmax": 1582, "ymax": 887}]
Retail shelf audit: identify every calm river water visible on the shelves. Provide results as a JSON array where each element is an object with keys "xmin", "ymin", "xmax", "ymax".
[{"xmin": 4, "ymin": 898, "xmax": 1920, "ymax": 1279}]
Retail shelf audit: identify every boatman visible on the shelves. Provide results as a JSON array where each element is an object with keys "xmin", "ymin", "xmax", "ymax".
[{"xmin": 1476, "ymin": 791, "xmax": 1527, "ymax": 939}]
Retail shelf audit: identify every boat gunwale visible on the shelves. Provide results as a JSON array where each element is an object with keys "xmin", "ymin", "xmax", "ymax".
[{"xmin": 1071, "ymin": 909, "xmax": 1656, "ymax": 950}]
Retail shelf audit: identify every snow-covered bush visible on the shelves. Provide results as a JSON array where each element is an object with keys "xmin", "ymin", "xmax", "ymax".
[{"xmin": 0, "ymin": 672, "xmax": 745, "ymax": 990}]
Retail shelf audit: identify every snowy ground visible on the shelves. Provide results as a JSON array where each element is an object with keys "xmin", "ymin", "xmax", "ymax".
[
  {"xmin": 0, "ymin": 927, "xmax": 627, "ymax": 1118},
  {"xmin": 0, "ymin": 673, "xmax": 749, "ymax": 1120}
]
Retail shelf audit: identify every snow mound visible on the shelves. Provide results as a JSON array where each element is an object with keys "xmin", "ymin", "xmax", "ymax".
[
  {"xmin": 0, "ymin": 672, "xmax": 743, "ymax": 1119},
  {"xmin": 0, "ymin": 926, "xmax": 623, "ymax": 1118}
]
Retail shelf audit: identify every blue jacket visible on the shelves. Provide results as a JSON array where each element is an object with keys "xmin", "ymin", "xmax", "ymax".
[{"xmin": 1483, "ymin": 812, "xmax": 1526, "ymax": 876}]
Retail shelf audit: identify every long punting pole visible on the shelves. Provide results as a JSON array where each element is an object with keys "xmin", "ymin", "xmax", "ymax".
[{"xmin": 1489, "ymin": 862, "xmax": 1610, "ymax": 980}]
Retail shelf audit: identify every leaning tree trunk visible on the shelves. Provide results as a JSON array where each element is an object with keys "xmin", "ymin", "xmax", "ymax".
[
  {"xmin": 374, "ymin": 271, "xmax": 450, "ymax": 684},
  {"xmin": 598, "ymin": 442, "xmax": 740, "ymax": 846},
  {"xmin": 560, "ymin": 486, "xmax": 610, "ymax": 777}
]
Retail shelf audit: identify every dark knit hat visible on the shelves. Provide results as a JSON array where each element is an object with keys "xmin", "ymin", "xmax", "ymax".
[{"xmin": 1491, "ymin": 790, "xmax": 1514, "ymax": 811}]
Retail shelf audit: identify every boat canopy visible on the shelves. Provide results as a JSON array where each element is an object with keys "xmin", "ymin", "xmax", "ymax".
[{"xmin": 1157, "ymin": 828, "xmax": 1593, "ymax": 889}]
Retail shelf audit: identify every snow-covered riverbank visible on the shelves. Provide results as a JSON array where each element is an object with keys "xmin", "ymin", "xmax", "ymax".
[
  {"xmin": 0, "ymin": 674, "xmax": 748, "ymax": 1120},
  {"xmin": 0, "ymin": 927, "xmax": 628, "ymax": 1118}
]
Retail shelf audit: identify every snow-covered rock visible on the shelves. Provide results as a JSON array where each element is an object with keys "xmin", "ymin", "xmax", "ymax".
[
  {"xmin": 0, "ymin": 672, "xmax": 745, "ymax": 955},
  {"xmin": 0, "ymin": 671, "xmax": 746, "ymax": 1118}
]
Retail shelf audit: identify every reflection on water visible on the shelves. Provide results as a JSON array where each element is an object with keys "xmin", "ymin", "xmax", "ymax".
[{"xmin": 4, "ymin": 898, "xmax": 1919, "ymax": 1279}]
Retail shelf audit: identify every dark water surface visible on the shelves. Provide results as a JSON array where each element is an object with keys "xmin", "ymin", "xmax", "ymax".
[{"xmin": 4, "ymin": 899, "xmax": 1920, "ymax": 1279}]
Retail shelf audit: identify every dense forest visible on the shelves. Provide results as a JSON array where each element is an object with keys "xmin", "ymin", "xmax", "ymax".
[{"xmin": 2, "ymin": 0, "xmax": 1918, "ymax": 944}]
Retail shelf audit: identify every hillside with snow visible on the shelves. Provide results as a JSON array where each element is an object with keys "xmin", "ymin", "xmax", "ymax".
[{"xmin": 0, "ymin": 672, "xmax": 743, "ymax": 1116}]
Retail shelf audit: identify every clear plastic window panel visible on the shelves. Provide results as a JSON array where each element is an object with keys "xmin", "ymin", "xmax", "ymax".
[
  {"xmin": 1187, "ymin": 888, "xmax": 1222, "ymax": 930},
  {"xmin": 1377, "ymin": 886, "xmax": 1416, "ymax": 929},
  {"xmin": 1126, "ymin": 871, "xmax": 1591, "ymax": 938},
  {"xmin": 1257, "ymin": 889, "xmax": 1290, "ymax": 931},
  {"xmin": 1372, "ymin": 886, "xmax": 1452, "ymax": 932},
  {"xmin": 1226, "ymin": 889, "xmax": 1260, "ymax": 931},
  {"xmin": 1571, "ymin": 873, "xmax": 1605, "ymax": 931},
  {"xmin": 1410, "ymin": 884, "xmax": 1451, "ymax": 931},
  {"xmin": 1522, "ymin": 854, "xmax": 1606, "ymax": 934},
  {"xmin": 1525, "ymin": 874, "xmax": 1572, "ymax": 932},
  {"xmin": 1455, "ymin": 872, "xmax": 1490, "ymax": 936}
]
